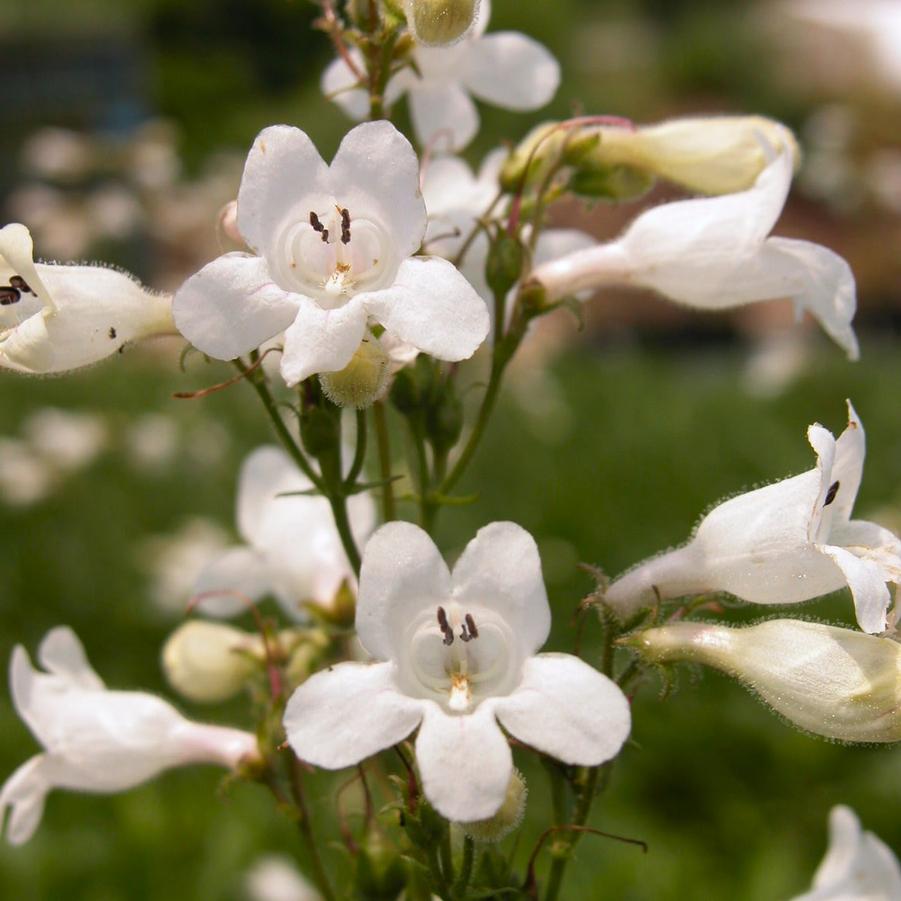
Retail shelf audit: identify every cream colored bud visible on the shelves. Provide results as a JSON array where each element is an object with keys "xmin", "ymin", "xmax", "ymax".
[
  {"xmin": 591, "ymin": 116, "xmax": 800, "ymax": 195},
  {"xmin": 404, "ymin": 0, "xmax": 481, "ymax": 45},
  {"xmin": 319, "ymin": 336, "xmax": 389, "ymax": 409},
  {"xmin": 163, "ymin": 621, "xmax": 263, "ymax": 703},
  {"xmin": 460, "ymin": 768, "xmax": 527, "ymax": 842},
  {"xmin": 499, "ymin": 122, "xmax": 566, "ymax": 191},
  {"xmin": 629, "ymin": 619, "xmax": 901, "ymax": 743}
]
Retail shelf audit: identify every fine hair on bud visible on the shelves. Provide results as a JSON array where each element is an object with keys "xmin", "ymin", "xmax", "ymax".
[
  {"xmin": 404, "ymin": 0, "xmax": 481, "ymax": 46},
  {"xmin": 460, "ymin": 768, "xmax": 528, "ymax": 843},
  {"xmin": 319, "ymin": 336, "xmax": 390, "ymax": 409}
]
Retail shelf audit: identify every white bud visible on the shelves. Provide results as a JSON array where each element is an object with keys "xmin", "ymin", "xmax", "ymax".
[
  {"xmin": 162, "ymin": 621, "xmax": 263, "ymax": 703},
  {"xmin": 593, "ymin": 116, "xmax": 800, "ymax": 195},
  {"xmin": 629, "ymin": 619, "xmax": 901, "ymax": 743},
  {"xmin": 404, "ymin": 0, "xmax": 481, "ymax": 46},
  {"xmin": 460, "ymin": 768, "xmax": 527, "ymax": 842},
  {"xmin": 319, "ymin": 336, "xmax": 389, "ymax": 409}
]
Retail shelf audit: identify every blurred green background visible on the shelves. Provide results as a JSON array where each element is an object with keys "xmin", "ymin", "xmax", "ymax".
[{"xmin": 2, "ymin": 0, "xmax": 901, "ymax": 898}]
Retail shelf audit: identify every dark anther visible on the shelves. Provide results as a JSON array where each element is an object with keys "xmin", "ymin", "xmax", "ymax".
[
  {"xmin": 0, "ymin": 286, "xmax": 20, "ymax": 306},
  {"xmin": 460, "ymin": 614, "xmax": 478, "ymax": 642},
  {"xmin": 108, "ymin": 327, "xmax": 117, "ymax": 340},
  {"xmin": 340, "ymin": 208, "xmax": 351, "ymax": 245},
  {"xmin": 309, "ymin": 211, "xmax": 324, "ymax": 232},
  {"xmin": 437, "ymin": 606, "xmax": 454, "ymax": 646},
  {"xmin": 9, "ymin": 276, "xmax": 34, "ymax": 295},
  {"xmin": 824, "ymin": 481, "xmax": 840, "ymax": 507},
  {"xmin": 320, "ymin": 229, "xmax": 329, "ymax": 243}
]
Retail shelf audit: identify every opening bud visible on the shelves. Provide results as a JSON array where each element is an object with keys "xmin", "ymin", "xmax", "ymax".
[
  {"xmin": 589, "ymin": 116, "xmax": 800, "ymax": 195},
  {"xmin": 629, "ymin": 619, "xmax": 901, "ymax": 743},
  {"xmin": 319, "ymin": 336, "xmax": 390, "ymax": 410},
  {"xmin": 162, "ymin": 621, "xmax": 263, "ymax": 703},
  {"xmin": 403, "ymin": 0, "xmax": 481, "ymax": 45},
  {"xmin": 460, "ymin": 768, "xmax": 527, "ymax": 842}
]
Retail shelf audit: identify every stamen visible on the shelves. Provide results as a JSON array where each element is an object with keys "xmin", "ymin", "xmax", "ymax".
[
  {"xmin": 9, "ymin": 276, "xmax": 34, "ymax": 295},
  {"xmin": 459, "ymin": 612, "xmax": 479, "ymax": 642},
  {"xmin": 824, "ymin": 481, "xmax": 840, "ymax": 507},
  {"xmin": 320, "ymin": 228, "xmax": 329, "ymax": 243},
  {"xmin": 0, "ymin": 287, "xmax": 20, "ymax": 306},
  {"xmin": 340, "ymin": 208, "xmax": 351, "ymax": 245},
  {"xmin": 309, "ymin": 211, "xmax": 325, "ymax": 232},
  {"xmin": 436, "ymin": 606, "xmax": 454, "ymax": 646}
]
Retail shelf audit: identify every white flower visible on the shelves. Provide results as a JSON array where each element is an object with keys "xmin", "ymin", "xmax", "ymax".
[
  {"xmin": 284, "ymin": 521, "xmax": 630, "ymax": 822},
  {"xmin": 244, "ymin": 855, "xmax": 322, "ymax": 901},
  {"xmin": 20, "ymin": 407, "xmax": 108, "ymax": 472},
  {"xmin": 0, "ymin": 627, "xmax": 258, "ymax": 846},
  {"xmin": 0, "ymin": 223, "xmax": 175, "ymax": 374},
  {"xmin": 629, "ymin": 619, "xmax": 901, "ymax": 743},
  {"xmin": 606, "ymin": 403, "xmax": 901, "ymax": 634},
  {"xmin": 421, "ymin": 150, "xmax": 594, "ymax": 325},
  {"xmin": 173, "ymin": 121, "xmax": 489, "ymax": 386},
  {"xmin": 530, "ymin": 144, "xmax": 859, "ymax": 358},
  {"xmin": 791, "ymin": 805, "xmax": 901, "ymax": 900},
  {"xmin": 193, "ymin": 446, "xmax": 375, "ymax": 620},
  {"xmin": 321, "ymin": 1, "xmax": 560, "ymax": 151}
]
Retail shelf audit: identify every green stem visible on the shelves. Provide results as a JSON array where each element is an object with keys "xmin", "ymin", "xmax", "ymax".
[
  {"xmin": 286, "ymin": 755, "xmax": 336, "ymax": 901},
  {"xmin": 407, "ymin": 421, "xmax": 432, "ymax": 529},
  {"xmin": 344, "ymin": 409, "xmax": 367, "ymax": 488},
  {"xmin": 439, "ymin": 824, "xmax": 455, "ymax": 886},
  {"xmin": 372, "ymin": 401, "xmax": 397, "ymax": 522},
  {"xmin": 236, "ymin": 360, "xmax": 323, "ymax": 491},
  {"xmin": 452, "ymin": 836, "xmax": 475, "ymax": 898},
  {"xmin": 328, "ymin": 492, "xmax": 362, "ymax": 576}
]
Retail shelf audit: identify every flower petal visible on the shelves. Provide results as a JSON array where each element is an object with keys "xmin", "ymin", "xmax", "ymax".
[
  {"xmin": 192, "ymin": 546, "xmax": 274, "ymax": 617},
  {"xmin": 279, "ymin": 296, "xmax": 368, "ymax": 385},
  {"xmin": 0, "ymin": 755, "xmax": 50, "ymax": 846},
  {"xmin": 362, "ymin": 257, "xmax": 489, "ymax": 362},
  {"xmin": 818, "ymin": 544, "xmax": 892, "ymax": 634},
  {"xmin": 236, "ymin": 126, "xmax": 331, "ymax": 256},
  {"xmin": 829, "ymin": 401, "xmax": 865, "ymax": 525},
  {"xmin": 495, "ymin": 653, "xmax": 630, "ymax": 765},
  {"xmin": 462, "ymin": 32, "xmax": 560, "ymax": 110},
  {"xmin": 328, "ymin": 121, "xmax": 427, "ymax": 260},
  {"xmin": 356, "ymin": 522, "xmax": 452, "ymax": 661},
  {"xmin": 37, "ymin": 627, "xmax": 103, "ymax": 691},
  {"xmin": 0, "ymin": 224, "xmax": 52, "ymax": 309},
  {"xmin": 450, "ymin": 522, "xmax": 550, "ymax": 656},
  {"xmin": 284, "ymin": 661, "xmax": 423, "ymax": 769},
  {"xmin": 321, "ymin": 54, "xmax": 369, "ymax": 121},
  {"xmin": 236, "ymin": 446, "xmax": 311, "ymax": 544},
  {"xmin": 415, "ymin": 702, "xmax": 512, "ymax": 821},
  {"xmin": 173, "ymin": 254, "xmax": 297, "ymax": 361},
  {"xmin": 408, "ymin": 82, "xmax": 480, "ymax": 152}
]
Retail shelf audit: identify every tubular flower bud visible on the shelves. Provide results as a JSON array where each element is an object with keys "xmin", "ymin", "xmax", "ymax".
[
  {"xmin": 0, "ymin": 627, "xmax": 260, "ymax": 845},
  {"xmin": 628, "ymin": 619, "xmax": 901, "ymax": 743},
  {"xmin": 162, "ymin": 621, "xmax": 263, "ymax": 703},
  {"xmin": 319, "ymin": 335, "xmax": 390, "ymax": 409},
  {"xmin": 404, "ymin": 0, "xmax": 481, "ymax": 45},
  {"xmin": 606, "ymin": 403, "xmax": 901, "ymax": 634},
  {"xmin": 589, "ymin": 116, "xmax": 800, "ymax": 195},
  {"xmin": 460, "ymin": 768, "xmax": 527, "ymax": 842},
  {"xmin": 0, "ymin": 223, "xmax": 175, "ymax": 375}
]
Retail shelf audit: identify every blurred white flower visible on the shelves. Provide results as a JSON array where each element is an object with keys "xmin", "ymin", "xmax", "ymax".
[
  {"xmin": 322, "ymin": 0, "xmax": 559, "ymax": 150},
  {"xmin": 791, "ymin": 805, "xmax": 901, "ymax": 900},
  {"xmin": 20, "ymin": 127, "xmax": 96, "ymax": 181},
  {"xmin": 140, "ymin": 518, "xmax": 231, "ymax": 615},
  {"xmin": 0, "ymin": 627, "xmax": 258, "ymax": 846},
  {"xmin": 21, "ymin": 408, "xmax": 108, "ymax": 472},
  {"xmin": 0, "ymin": 223, "xmax": 175, "ymax": 374},
  {"xmin": 531, "ymin": 145, "xmax": 859, "ymax": 359},
  {"xmin": 285, "ymin": 522, "xmax": 630, "ymax": 821},
  {"xmin": 0, "ymin": 439, "xmax": 55, "ymax": 507},
  {"xmin": 244, "ymin": 855, "xmax": 321, "ymax": 901},
  {"xmin": 193, "ymin": 446, "xmax": 375, "ymax": 620},
  {"xmin": 125, "ymin": 413, "xmax": 182, "ymax": 473},
  {"xmin": 606, "ymin": 403, "xmax": 901, "ymax": 634},
  {"xmin": 628, "ymin": 619, "xmax": 901, "ymax": 743},
  {"xmin": 173, "ymin": 122, "xmax": 489, "ymax": 386}
]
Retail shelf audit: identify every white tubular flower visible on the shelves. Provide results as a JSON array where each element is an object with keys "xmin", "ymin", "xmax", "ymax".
[
  {"xmin": 321, "ymin": 1, "xmax": 559, "ymax": 151},
  {"xmin": 590, "ymin": 115, "xmax": 800, "ymax": 195},
  {"xmin": 284, "ymin": 522, "xmax": 630, "ymax": 822},
  {"xmin": 629, "ymin": 619, "xmax": 901, "ymax": 743},
  {"xmin": 421, "ymin": 150, "xmax": 594, "ymax": 321},
  {"xmin": 244, "ymin": 855, "xmax": 322, "ymax": 901},
  {"xmin": 173, "ymin": 122, "xmax": 489, "ymax": 387},
  {"xmin": 0, "ymin": 627, "xmax": 259, "ymax": 846},
  {"xmin": 791, "ymin": 805, "xmax": 901, "ymax": 900},
  {"xmin": 606, "ymin": 403, "xmax": 901, "ymax": 633},
  {"xmin": 193, "ymin": 446, "xmax": 375, "ymax": 620},
  {"xmin": 0, "ymin": 223, "xmax": 174, "ymax": 374},
  {"xmin": 530, "ymin": 146, "xmax": 859, "ymax": 358}
]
